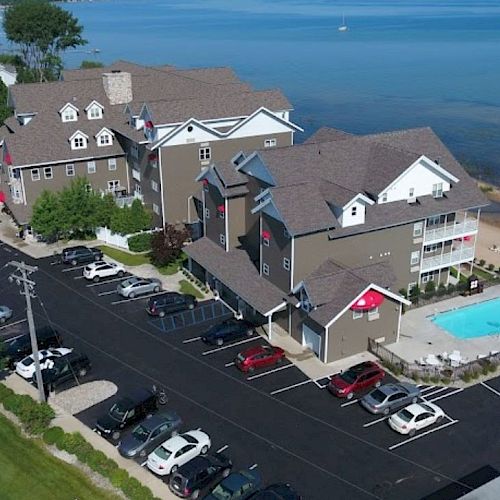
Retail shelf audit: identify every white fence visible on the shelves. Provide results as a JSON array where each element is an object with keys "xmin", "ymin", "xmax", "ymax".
[{"xmin": 95, "ymin": 226, "xmax": 158, "ymax": 251}]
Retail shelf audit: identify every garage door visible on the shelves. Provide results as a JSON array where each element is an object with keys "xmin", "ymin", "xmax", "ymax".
[{"xmin": 302, "ymin": 324, "xmax": 322, "ymax": 357}]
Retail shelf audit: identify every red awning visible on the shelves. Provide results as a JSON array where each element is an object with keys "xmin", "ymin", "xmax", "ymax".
[
  {"xmin": 217, "ymin": 204, "xmax": 225, "ymax": 213},
  {"xmin": 0, "ymin": 191, "xmax": 5, "ymax": 203},
  {"xmin": 350, "ymin": 290, "xmax": 385, "ymax": 311},
  {"xmin": 148, "ymin": 153, "xmax": 158, "ymax": 162},
  {"xmin": 144, "ymin": 120, "xmax": 154, "ymax": 129},
  {"xmin": 261, "ymin": 230, "xmax": 271, "ymax": 240}
]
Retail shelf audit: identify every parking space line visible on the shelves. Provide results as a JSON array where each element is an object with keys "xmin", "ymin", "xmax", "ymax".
[
  {"xmin": 3, "ymin": 247, "xmax": 12, "ymax": 253},
  {"xmin": 249, "ymin": 464, "xmax": 258, "ymax": 470},
  {"xmin": 340, "ymin": 399, "xmax": 359, "ymax": 407},
  {"xmin": 481, "ymin": 382, "xmax": 500, "ymax": 397},
  {"xmin": 216, "ymin": 445, "xmax": 229, "ymax": 453},
  {"xmin": 225, "ymin": 362, "xmax": 235, "ymax": 367},
  {"xmin": 247, "ymin": 363, "xmax": 294, "ymax": 381},
  {"xmin": 420, "ymin": 387, "xmax": 449, "ymax": 399},
  {"xmin": 62, "ymin": 265, "xmax": 87, "ymax": 272},
  {"xmin": 73, "ymin": 275, "xmax": 85, "ymax": 280},
  {"xmin": 363, "ymin": 416, "xmax": 388, "ymax": 428},
  {"xmin": 86, "ymin": 276, "xmax": 130, "ymax": 287},
  {"xmin": 270, "ymin": 379, "xmax": 312, "ymax": 396},
  {"xmin": 427, "ymin": 388, "xmax": 463, "ymax": 403},
  {"xmin": 110, "ymin": 291, "xmax": 165, "ymax": 305},
  {"xmin": 182, "ymin": 336, "xmax": 202, "ymax": 344},
  {"xmin": 98, "ymin": 290, "xmax": 117, "ymax": 296},
  {"xmin": 0, "ymin": 318, "xmax": 27, "ymax": 330},
  {"xmin": 140, "ymin": 460, "xmax": 147, "ymax": 467},
  {"xmin": 201, "ymin": 336, "xmax": 260, "ymax": 356},
  {"xmin": 419, "ymin": 385, "xmax": 436, "ymax": 393},
  {"xmin": 388, "ymin": 419, "xmax": 459, "ymax": 450}
]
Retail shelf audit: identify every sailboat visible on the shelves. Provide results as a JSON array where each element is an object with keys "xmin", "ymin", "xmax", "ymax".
[{"xmin": 338, "ymin": 13, "xmax": 348, "ymax": 32}]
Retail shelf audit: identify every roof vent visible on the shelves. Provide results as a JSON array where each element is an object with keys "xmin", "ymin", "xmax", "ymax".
[{"xmin": 407, "ymin": 196, "xmax": 417, "ymax": 204}]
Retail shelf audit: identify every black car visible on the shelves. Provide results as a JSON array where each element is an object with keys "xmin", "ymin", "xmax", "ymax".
[
  {"xmin": 33, "ymin": 351, "xmax": 91, "ymax": 390},
  {"xmin": 169, "ymin": 453, "xmax": 232, "ymax": 498},
  {"xmin": 95, "ymin": 387, "xmax": 159, "ymax": 441},
  {"xmin": 202, "ymin": 319, "xmax": 256, "ymax": 346},
  {"xmin": 61, "ymin": 246, "xmax": 103, "ymax": 266},
  {"xmin": 204, "ymin": 469, "xmax": 262, "ymax": 500},
  {"xmin": 2, "ymin": 325, "xmax": 63, "ymax": 370},
  {"xmin": 250, "ymin": 483, "xmax": 301, "ymax": 499},
  {"xmin": 147, "ymin": 292, "xmax": 197, "ymax": 318}
]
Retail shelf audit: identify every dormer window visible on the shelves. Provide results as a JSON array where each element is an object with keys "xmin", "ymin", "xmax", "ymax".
[
  {"xmin": 432, "ymin": 182, "xmax": 443, "ymax": 198},
  {"xmin": 85, "ymin": 101, "xmax": 104, "ymax": 120},
  {"xmin": 69, "ymin": 130, "xmax": 88, "ymax": 150},
  {"xmin": 60, "ymin": 103, "xmax": 79, "ymax": 123},
  {"xmin": 95, "ymin": 128, "xmax": 114, "ymax": 147},
  {"xmin": 351, "ymin": 206, "xmax": 357, "ymax": 216}
]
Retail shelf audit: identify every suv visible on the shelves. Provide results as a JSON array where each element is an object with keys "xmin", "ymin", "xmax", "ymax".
[
  {"xmin": 95, "ymin": 388, "xmax": 159, "ymax": 441},
  {"xmin": 251, "ymin": 483, "xmax": 301, "ymax": 499},
  {"xmin": 147, "ymin": 293, "xmax": 197, "ymax": 318},
  {"xmin": 169, "ymin": 453, "xmax": 232, "ymax": 498},
  {"xmin": 61, "ymin": 246, "xmax": 103, "ymax": 266},
  {"xmin": 202, "ymin": 319, "xmax": 256, "ymax": 346},
  {"xmin": 2, "ymin": 326, "xmax": 63, "ymax": 370},
  {"xmin": 204, "ymin": 469, "xmax": 262, "ymax": 500},
  {"xmin": 33, "ymin": 351, "xmax": 91, "ymax": 390},
  {"xmin": 328, "ymin": 361, "xmax": 385, "ymax": 400}
]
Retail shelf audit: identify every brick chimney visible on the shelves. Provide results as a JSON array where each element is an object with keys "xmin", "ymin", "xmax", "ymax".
[{"xmin": 102, "ymin": 70, "xmax": 133, "ymax": 105}]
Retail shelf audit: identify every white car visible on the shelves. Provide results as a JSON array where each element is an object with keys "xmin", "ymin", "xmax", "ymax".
[
  {"xmin": 147, "ymin": 430, "xmax": 211, "ymax": 476},
  {"xmin": 83, "ymin": 261, "xmax": 125, "ymax": 282},
  {"xmin": 15, "ymin": 347, "xmax": 73, "ymax": 379},
  {"xmin": 388, "ymin": 402, "xmax": 445, "ymax": 436}
]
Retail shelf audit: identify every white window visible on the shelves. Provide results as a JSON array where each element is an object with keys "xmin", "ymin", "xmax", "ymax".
[
  {"xmin": 204, "ymin": 208, "xmax": 210, "ymax": 219},
  {"xmin": 352, "ymin": 310, "xmax": 363, "ymax": 320},
  {"xmin": 131, "ymin": 143, "xmax": 139, "ymax": 159},
  {"xmin": 427, "ymin": 215, "xmax": 441, "ymax": 226},
  {"xmin": 134, "ymin": 183, "xmax": 141, "ymax": 194},
  {"xmin": 72, "ymin": 136, "xmax": 86, "ymax": 149},
  {"xmin": 85, "ymin": 184, "xmax": 93, "ymax": 193},
  {"xmin": 219, "ymin": 234, "xmax": 225, "ymax": 246},
  {"xmin": 408, "ymin": 282, "xmax": 417, "ymax": 294},
  {"xmin": 98, "ymin": 134, "xmax": 111, "ymax": 146},
  {"xmin": 199, "ymin": 147, "xmax": 211, "ymax": 161},
  {"xmin": 409, "ymin": 187, "xmax": 415, "ymax": 198},
  {"xmin": 107, "ymin": 180, "xmax": 120, "ymax": 191},
  {"xmin": 88, "ymin": 106, "xmax": 102, "ymax": 120},
  {"xmin": 151, "ymin": 180, "xmax": 159, "ymax": 192},
  {"xmin": 263, "ymin": 236, "xmax": 270, "ymax": 247},
  {"xmin": 424, "ymin": 243, "xmax": 439, "ymax": 253},
  {"xmin": 65, "ymin": 164, "xmax": 75, "ymax": 177},
  {"xmin": 108, "ymin": 158, "xmax": 116, "ymax": 171},
  {"xmin": 351, "ymin": 206, "xmax": 357, "ymax": 216},
  {"xmin": 368, "ymin": 307, "xmax": 380, "ymax": 321},
  {"xmin": 152, "ymin": 203, "xmax": 160, "ymax": 215},
  {"xmin": 62, "ymin": 107, "xmax": 77, "ymax": 122},
  {"xmin": 432, "ymin": 182, "xmax": 443, "ymax": 198},
  {"xmin": 262, "ymin": 263, "xmax": 269, "ymax": 276},
  {"xmin": 410, "ymin": 250, "xmax": 420, "ymax": 266},
  {"xmin": 421, "ymin": 271, "xmax": 436, "ymax": 284},
  {"xmin": 87, "ymin": 161, "xmax": 96, "ymax": 174},
  {"xmin": 43, "ymin": 167, "xmax": 53, "ymax": 180},
  {"xmin": 381, "ymin": 193, "xmax": 387, "ymax": 203},
  {"xmin": 413, "ymin": 222, "xmax": 423, "ymax": 237},
  {"xmin": 283, "ymin": 258, "xmax": 290, "ymax": 271},
  {"xmin": 31, "ymin": 169, "xmax": 40, "ymax": 181},
  {"xmin": 264, "ymin": 138, "xmax": 277, "ymax": 148}
]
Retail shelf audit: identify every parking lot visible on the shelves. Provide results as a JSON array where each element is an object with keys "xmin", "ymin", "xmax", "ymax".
[{"xmin": 1, "ymin": 244, "xmax": 500, "ymax": 499}]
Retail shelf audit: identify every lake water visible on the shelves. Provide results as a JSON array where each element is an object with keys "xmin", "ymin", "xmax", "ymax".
[{"xmin": 9, "ymin": 0, "xmax": 500, "ymax": 182}]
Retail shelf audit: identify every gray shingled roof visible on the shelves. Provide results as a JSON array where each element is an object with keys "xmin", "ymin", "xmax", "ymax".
[
  {"xmin": 213, "ymin": 161, "xmax": 248, "ymax": 187},
  {"xmin": 304, "ymin": 127, "xmax": 353, "ymax": 144},
  {"xmin": 185, "ymin": 237, "xmax": 289, "ymax": 315}
]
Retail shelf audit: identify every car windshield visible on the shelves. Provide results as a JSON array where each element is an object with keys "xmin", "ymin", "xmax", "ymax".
[
  {"xmin": 209, "ymin": 483, "xmax": 234, "ymax": 500},
  {"xmin": 109, "ymin": 403, "xmax": 128, "ymax": 422},
  {"xmin": 132, "ymin": 424, "xmax": 151, "ymax": 443},
  {"xmin": 398, "ymin": 409, "xmax": 414, "ymax": 422},
  {"xmin": 155, "ymin": 445, "xmax": 172, "ymax": 460},
  {"xmin": 369, "ymin": 389, "xmax": 386, "ymax": 403},
  {"xmin": 340, "ymin": 370, "xmax": 357, "ymax": 384},
  {"xmin": 21, "ymin": 357, "xmax": 35, "ymax": 366},
  {"xmin": 181, "ymin": 433, "xmax": 198, "ymax": 444},
  {"xmin": 237, "ymin": 353, "xmax": 246, "ymax": 362}
]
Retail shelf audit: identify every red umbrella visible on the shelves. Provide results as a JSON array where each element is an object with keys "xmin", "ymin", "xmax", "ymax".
[{"xmin": 351, "ymin": 290, "xmax": 385, "ymax": 311}]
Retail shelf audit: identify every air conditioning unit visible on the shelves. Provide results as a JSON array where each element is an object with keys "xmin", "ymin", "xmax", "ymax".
[{"xmin": 407, "ymin": 196, "xmax": 417, "ymax": 204}]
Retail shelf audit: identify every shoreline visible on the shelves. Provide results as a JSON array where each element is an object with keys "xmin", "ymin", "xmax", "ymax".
[{"xmin": 474, "ymin": 178, "xmax": 500, "ymax": 206}]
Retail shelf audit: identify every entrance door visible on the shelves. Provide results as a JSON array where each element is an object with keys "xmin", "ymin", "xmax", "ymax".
[{"xmin": 302, "ymin": 325, "xmax": 322, "ymax": 357}]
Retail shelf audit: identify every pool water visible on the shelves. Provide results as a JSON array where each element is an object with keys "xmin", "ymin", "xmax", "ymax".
[{"xmin": 431, "ymin": 298, "xmax": 500, "ymax": 339}]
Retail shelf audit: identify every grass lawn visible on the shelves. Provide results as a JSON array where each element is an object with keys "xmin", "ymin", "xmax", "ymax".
[
  {"xmin": 98, "ymin": 245, "xmax": 150, "ymax": 266},
  {"xmin": 472, "ymin": 266, "xmax": 496, "ymax": 281},
  {"xmin": 0, "ymin": 414, "xmax": 118, "ymax": 500},
  {"xmin": 179, "ymin": 279, "xmax": 204, "ymax": 299},
  {"xmin": 157, "ymin": 254, "xmax": 187, "ymax": 276}
]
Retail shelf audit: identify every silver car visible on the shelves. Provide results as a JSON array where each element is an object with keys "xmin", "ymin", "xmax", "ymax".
[
  {"xmin": 117, "ymin": 277, "xmax": 162, "ymax": 299},
  {"xmin": 360, "ymin": 383, "xmax": 421, "ymax": 415},
  {"xmin": 0, "ymin": 305, "xmax": 13, "ymax": 324}
]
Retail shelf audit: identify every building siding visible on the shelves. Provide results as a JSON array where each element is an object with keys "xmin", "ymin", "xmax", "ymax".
[
  {"xmin": 227, "ymin": 196, "xmax": 246, "ymax": 249},
  {"xmin": 204, "ymin": 184, "xmax": 226, "ymax": 249}
]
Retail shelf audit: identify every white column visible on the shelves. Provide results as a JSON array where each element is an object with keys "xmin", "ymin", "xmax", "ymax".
[
  {"xmin": 268, "ymin": 314, "xmax": 272, "ymax": 341},
  {"xmin": 396, "ymin": 303, "xmax": 402, "ymax": 343}
]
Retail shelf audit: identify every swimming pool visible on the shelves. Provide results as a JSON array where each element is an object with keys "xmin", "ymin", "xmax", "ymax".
[{"xmin": 431, "ymin": 298, "xmax": 500, "ymax": 339}]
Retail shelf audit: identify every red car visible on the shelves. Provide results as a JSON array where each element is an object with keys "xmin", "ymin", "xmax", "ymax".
[
  {"xmin": 235, "ymin": 345, "xmax": 285, "ymax": 373},
  {"xmin": 328, "ymin": 361, "xmax": 385, "ymax": 399}
]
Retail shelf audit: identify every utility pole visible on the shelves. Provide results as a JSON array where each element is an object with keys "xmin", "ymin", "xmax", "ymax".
[{"xmin": 7, "ymin": 261, "xmax": 45, "ymax": 402}]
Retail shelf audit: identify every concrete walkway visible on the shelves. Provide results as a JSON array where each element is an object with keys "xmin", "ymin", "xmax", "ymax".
[{"xmin": 3, "ymin": 374, "xmax": 176, "ymax": 499}]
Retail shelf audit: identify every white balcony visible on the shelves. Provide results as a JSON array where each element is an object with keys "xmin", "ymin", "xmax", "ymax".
[
  {"xmin": 421, "ymin": 246, "xmax": 474, "ymax": 272},
  {"xmin": 423, "ymin": 219, "xmax": 478, "ymax": 243}
]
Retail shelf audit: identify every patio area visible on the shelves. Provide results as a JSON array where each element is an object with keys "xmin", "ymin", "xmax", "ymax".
[{"xmin": 386, "ymin": 284, "xmax": 500, "ymax": 366}]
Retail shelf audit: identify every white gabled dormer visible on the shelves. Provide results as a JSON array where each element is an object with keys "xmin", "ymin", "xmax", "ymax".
[
  {"xmin": 69, "ymin": 130, "xmax": 88, "ymax": 150},
  {"xmin": 85, "ymin": 100, "xmax": 104, "ymax": 120},
  {"xmin": 59, "ymin": 103, "xmax": 79, "ymax": 123},
  {"xmin": 332, "ymin": 193, "xmax": 374, "ymax": 228},
  {"xmin": 378, "ymin": 155, "xmax": 459, "ymax": 204},
  {"xmin": 95, "ymin": 127, "xmax": 114, "ymax": 147}
]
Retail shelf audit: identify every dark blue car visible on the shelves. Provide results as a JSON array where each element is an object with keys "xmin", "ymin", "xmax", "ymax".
[
  {"xmin": 202, "ymin": 319, "xmax": 256, "ymax": 346},
  {"xmin": 203, "ymin": 469, "xmax": 262, "ymax": 499}
]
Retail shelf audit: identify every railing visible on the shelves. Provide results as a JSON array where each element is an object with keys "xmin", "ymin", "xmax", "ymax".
[
  {"xmin": 421, "ymin": 246, "xmax": 474, "ymax": 271},
  {"xmin": 132, "ymin": 169, "xmax": 141, "ymax": 181},
  {"xmin": 114, "ymin": 195, "xmax": 135, "ymax": 208},
  {"xmin": 424, "ymin": 219, "xmax": 478, "ymax": 243}
]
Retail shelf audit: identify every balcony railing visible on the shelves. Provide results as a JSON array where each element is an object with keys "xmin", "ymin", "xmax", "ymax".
[
  {"xmin": 114, "ymin": 195, "xmax": 136, "ymax": 208},
  {"xmin": 421, "ymin": 246, "xmax": 474, "ymax": 272},
  {"xmin": 132, "ymin": 169, "xmax": 141, "ymax": 181},
  {"xmin": 424, "ymin": 219, "xmax": 478, "ymax": 243}
]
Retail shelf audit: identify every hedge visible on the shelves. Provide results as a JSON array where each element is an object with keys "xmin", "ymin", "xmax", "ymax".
[{"xmin": 127, "ymin": 232, "xmax": 153, "ymax": 252}]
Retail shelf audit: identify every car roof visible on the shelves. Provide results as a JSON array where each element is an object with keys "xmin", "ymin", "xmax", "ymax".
[
  {"xmin": 402, "ymin": 403, "xmax": 431, "ymax": 417},
  {"xmin": 117, "ymin": 387, "xmax": 154, "ymax": 407},
  {"xmin": 241, "ymin": 345, "xmax": 271, "ymax": 357},
  {"xmin": 53, "ymin": 351, "xmax": 85, "ymax": 365},
  {"xmin": 376, "ymin": 383, "xmax": 405, "ymax": 396},
  {"xmin": 349, "ymin": 361, "xmax": 379, "ymax": 373},
  {"xmin": 64, "ymin": 245, "xmax": 87, "ymax": 252},
  {"xmin": 140, "ymin": 411, "xmax": 178, "ymax": 430},
  {"xmin": 223, "ymin": 470, "xmax": 260, "ymax": 489},
  {"xmin": 175, "ymin": 455, "xmax": 210, "ymax": 476}
]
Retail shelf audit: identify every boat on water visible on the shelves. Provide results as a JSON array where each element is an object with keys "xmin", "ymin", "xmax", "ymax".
[{"xmin": 338, "ymin": 13, "xmax": 348, "ymax": 32}]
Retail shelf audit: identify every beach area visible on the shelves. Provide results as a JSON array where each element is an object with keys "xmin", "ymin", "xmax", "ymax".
[{"xmin": 476, "ymin": 181, "xmax": 500, "ymax": 268}]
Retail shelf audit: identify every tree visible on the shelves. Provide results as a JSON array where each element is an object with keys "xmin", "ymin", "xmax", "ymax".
[
  {"xmin": 0, "ymin": 79, "xmax": 13, "ymax": 125},
  {"xmin": 80, "ymin": 60, "xmax": 103, "ymax": 69},
  {"xmin": 96, "ymin": 193, "xmax": 118, "ymax": 228},
  {"xmin": 3, "ymin": 0, "xmax": 87, "ymax": 82},
  {"xmin": 30, "ymin": 190, "xmax": 62, "ymax": 239},
  {"xmin": 109, "ymin": 199, "xmax": 152, "ymax": 235},
  {"xmin": 150, "ymin": 224, "xmax": 189, "ymax": 266}
]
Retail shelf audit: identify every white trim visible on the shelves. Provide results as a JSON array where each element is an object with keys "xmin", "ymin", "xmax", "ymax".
[
  {"xmin": 396, "ymin": 302, "xmax": 402, "ymax": 342},
  {"xmin": 158, "ymin": 147, "xmax": 166, "ymax": 225},
  {"xmin": 19, "ymin": 169, "xmax": 27, "ymax": 206},
  {"xmin": 251, "ymin": 197, "xmax": 271, "ymax": 215},
  {"xmin": 59, "ymin": 102, "xmax": 79, "ymax": 115},
  {"xmin": 95, "ymin": 127, "xmax": 115, "ymax": 139},
  {"xmin": 263, "ymin": 301, "xmax": 287, "ymax": 317},
  {"xmin": 68, "ymin": 130, "xmax": 89, "ymax": 142},
  {"xmin": 224, "ymin": 197, "xmax": 229, "ymax": 252},
  {"xmin": 342, "ymin": 193, "xmax": 375, "ymax": 209},
  {"xmin": 84, "ymin": 100, "xmax": 104, "ymax": 112},
  {"xmin": 254, "ymin": 187, "xmax": 271, "ymax": 203},
  {"xmin": 259, "ymin": 213, "xmax": 263, "ymax": 276},
  {"xmin": 291, "ymin": 280, "xmax": 304, "ymax": 295},
  {"xmin": 290, "ymin": 236, "xmax": 295, "ymax": 291},
  {"xmin": 323, "ymin": 325, "xmax": 328, "ymax": 363}
]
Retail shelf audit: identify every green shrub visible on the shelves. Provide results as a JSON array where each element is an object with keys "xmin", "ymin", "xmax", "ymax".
[
  {"xmin": 0, "ymin": 383, "xmax": 14, "ymax": 401},
  {"xmin": 470, "ymin": 370, "xmax": 480, "ymax": 380},
  {"xmin": 86, "ymin": 449, "xmax": 110, "ymax": 473},
  {"xmin": 479, "ymin": 259, "xmax": 486, "ymax": 267},
  {"xmin": 436, "ymin": 283, "xmax": 447, "ymax": 296},
  {"xmin": 410, "ymin": 372, "xmax": 420, "ymax": 382},
  {"xmin": 127, "ymin": 232, "xmax": 153, "ymax": 252},
  {"xmin": 121, "ymin": 476, "xmax": 153, "ymax": 500},
  {"xmin": 421, "ymin": 374, "xmax": 431, "ymax": 384},
  {"xmin": 488, "ymin": 362, "xmax": 498, "ymax": 373},
  {"xmin": 60, "ymin": 432, "xmax": 89, "ymax": 455},
  {"xmin": 440, "ymin": 377, "xmax": 451, "ymax": 385},
  {"xmin": 460, "ymin": 371, "xmax": 472, "ymax": 383},
  {"xmin": 430, "ymin": 375, "xmax": 440, "ymax": 384},
  {"xmin": 487, "ymin": 263, "xmax": 495, "ymax": 271},
  {"xmin": 2, "ymin": 393, "xmax": 54, "ymax": 434},
  {"xmin": 447, "ymin": 283, "xmax": 456, "ymax": 294},
  {"xmin": 43, "ymin": 426, "xmax": 65, "ymax": 445},
  {"xmin": 110, "ymin": 468, "xmax": 129, "ymax": 488}
]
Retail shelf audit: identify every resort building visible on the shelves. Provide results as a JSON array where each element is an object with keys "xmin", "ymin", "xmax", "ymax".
[
  {"xmin": 185, "ymin": 126, "xmax": 488, "ymax": 363},
  {"xmin": 0, "ymin": 61, "xmax": 300, "ymax": 227}
]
